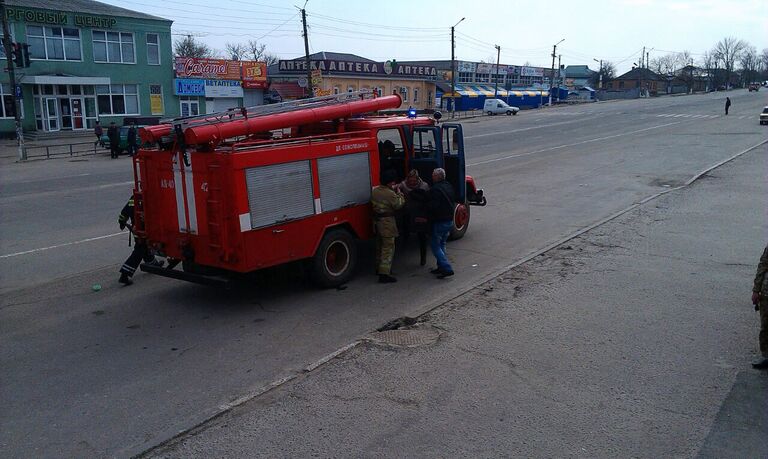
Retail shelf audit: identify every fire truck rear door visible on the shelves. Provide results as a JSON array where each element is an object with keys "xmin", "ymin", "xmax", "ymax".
[
  {"xmin": 441, "ymin": 123, "xmax": 466, "ymax": 203},
  {"xmin": 410, "ymin": 126, "xmax": 443, "ymax": 185}
]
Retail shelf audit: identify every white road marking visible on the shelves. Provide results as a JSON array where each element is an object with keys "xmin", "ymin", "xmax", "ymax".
[
  {"xmin": 465, "ymin": 116, "xmax": 601, "ymax": 140},
  {"xmin": 0, "ymin": 232, "xmax": 124, "ymax": 259},
  {"xmin": 468, "ymin": 121, "xmax": 682, "ymax": 167}
]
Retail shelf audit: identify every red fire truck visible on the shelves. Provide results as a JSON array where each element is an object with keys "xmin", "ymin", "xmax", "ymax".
[{"xmin": 135, "ymin": 90, "xmax": 486, "ymax": 287}]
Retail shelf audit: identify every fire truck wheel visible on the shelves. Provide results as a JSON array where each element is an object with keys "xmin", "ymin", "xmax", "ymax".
[
  {"xmin": 449, "ymin": 202, "xmax": 470, "ymax": 240},
  {"xmin": 312, "ymin": 228, "xmax": 357, "ymax": 287}
]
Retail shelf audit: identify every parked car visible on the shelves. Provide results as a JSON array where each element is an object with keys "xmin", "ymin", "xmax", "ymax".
[
  {"xmin": 749, "ymin": 83, "xmax": 760, "ymax": 92},
  {"xmin": 101, "ymin": 125, "xmax": 142, "ymax": 154},
  {"xmin": 483, "ymin": 98, "xmax": 519, "ymax": 116},
  {"xmin": 760, "ymin": 106, "xmax": 768, "ymax": 125}
]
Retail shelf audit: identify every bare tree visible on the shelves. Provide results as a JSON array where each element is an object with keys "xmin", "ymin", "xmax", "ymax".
[
  {"xmin": 713, "ymin": 36, "xmax": 747, "ymax": 89},
  {"xmin": 173, "ymin": 35, "xmax": 214, "ymax": 58},
  {"xmin": 589, "ymin": 60, "xmax": 616, "ymax": 87},
  {"xmin": 246, "ymin": 40, "xmax": 279, "ymax": 65},
  {"xmin": 739, "ymin": 45, "xmax": 759, "ymax": 85},
  {"xmin": 700, "ymin": 50, "xmax": 716, "ymax": 90},
  {"xmin": 225, "ymin": 42, "xmax": 247, "ymax": 61}
]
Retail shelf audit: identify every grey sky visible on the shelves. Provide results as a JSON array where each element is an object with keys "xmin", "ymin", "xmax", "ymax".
[{"xmin": 105, "ymin": 0, "xmax": 768, "ymax": 74}]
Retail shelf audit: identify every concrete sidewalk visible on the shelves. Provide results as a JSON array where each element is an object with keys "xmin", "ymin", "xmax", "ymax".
[{"xmin": 144, "ymin": 144, "xmax": 767, "ymax": 457}]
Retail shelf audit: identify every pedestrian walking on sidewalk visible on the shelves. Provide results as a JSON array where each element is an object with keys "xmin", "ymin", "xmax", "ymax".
[
  {"xmin": 427, "ymin": 168, "xmax": 455, "ymax": 279},
  {"xmin": 725, "ymin": 97, "xmax": 731, "ymax": 115},
  {"xmin": 94, "ymin": 121, "xmax": 104, "ymax": 147},
  {"xmin": 751, "ymin": 244, "xmax": 768, "ymax": 369}
]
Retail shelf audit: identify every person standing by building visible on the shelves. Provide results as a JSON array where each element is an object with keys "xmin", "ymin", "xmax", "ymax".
[
  {"xmin": 371, "ymin": 169, "xmax": 405, "ymax": 283},
  {"xmin": 94, "ymin": 121, "xmax": 104, "ymax": 148},
  {"xmin": 107, "ymin": 122, "xmax": 120, "ymax": 158},
  {"xmin": 117, "ymin": 195, "xmax": 163, "ymax": 285},
  {"xmin": 427, "ymin": 168, "xmax": 455, "ymax": 279},
  {"xmin": 751, "ymin": 244, "xmax": 768, "ymax": 369},
  {"xmin": 725, "ymin": 97, "xmax": 731, "ymax": 115},
  {"xmin": 126, "ymin": 122, "xmax": 138, "ymax": 156}
]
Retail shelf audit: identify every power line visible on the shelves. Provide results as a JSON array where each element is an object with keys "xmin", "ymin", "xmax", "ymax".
[{"xmin": 306, "ymin": 11, "xmax": 446, "ymax": 31}]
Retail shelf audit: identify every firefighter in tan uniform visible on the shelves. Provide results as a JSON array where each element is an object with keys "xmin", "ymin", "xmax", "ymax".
[
  {"xmin": 371, "ymin": 169, "xmax": 405, "ymax": 283},
  {"xmin": 751, "ymin": 244, "xmax": 768, "ymax": 369}
]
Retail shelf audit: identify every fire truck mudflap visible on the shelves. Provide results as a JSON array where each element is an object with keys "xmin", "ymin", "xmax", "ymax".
[{"xmin": 134, "ymin": 90, "xmax": 488, "ymax": 288}]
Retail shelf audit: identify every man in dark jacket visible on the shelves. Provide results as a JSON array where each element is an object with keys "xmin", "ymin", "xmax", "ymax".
[
  {"xmin": 427, "ymin": 168, "xmax": 455, "ymax": 279},
  {"xmin": 107, "ymin": 122, "xmax": 119, "ymax": 158},
  {"xmin": 118, "ymin": 195, "xmax": 162, "ymax": 285},
  {"xmin": 725, "ymin": 97, "xmax": 731, "ymax": 115},
  {"xmin": 126, "ymin": 122, "xmax": 138, "ymax": 156},
  {"xmin": 751, "ymin": 244, "xmax": 768, "ymax": 369}
]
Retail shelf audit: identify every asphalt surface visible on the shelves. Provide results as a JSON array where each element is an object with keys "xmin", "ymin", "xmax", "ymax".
[
  {"xmin": 1, "ymin": 90, "xmax": 766, "ymax": 457},
  {"xmin": 147, "ymin": 128, "xmax": 768, "ymax": 458}
]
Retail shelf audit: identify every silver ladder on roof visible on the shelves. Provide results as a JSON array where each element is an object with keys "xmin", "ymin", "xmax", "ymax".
[{"xmin": 162, "ymin": 89, "xmax": 377, "ymax": 131}]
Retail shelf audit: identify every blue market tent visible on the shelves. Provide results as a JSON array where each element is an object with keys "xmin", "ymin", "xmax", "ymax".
[{"xmin": 442, "ymin": 84, "xmax": 552, "ymax": 110}]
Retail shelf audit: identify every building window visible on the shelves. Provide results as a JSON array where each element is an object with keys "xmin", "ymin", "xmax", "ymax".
[
  {"xmin": 476, "ymin": 73, "xmax": 490, "ymax": 83},
  {"xmin": 93, "ymin": 31, "xmax": 135, "ymax": 63},
  {"xmin": 0, "ymin": 27, "xmax": 14, "ymax": 58},
  {"xmin": 401, "ymin": 87, "xmax": 408, "ymax": 102},
  {"xmin": 458, "ymin": 72, "xmax": 473, "ymax": 84},
  {"xmin": 619, "ymin": 81, "xmax": 625, "ymax": 89},
  {"xmin": 27, "ymin": 26, "xmax": 82, "ymax": 61},
  {"xmin": 347, "ymin": 85, "xmax": 355, "ymax": 92},
  {"xmin": 491, "ymin": 74, "xmax": 504, "ymax": 84},
  {"xmin": 376, "ymin": 86, "xmax": 384, "ymax": 97},
  {"xmin": 146, "ymin": 33, "xmax": 160, "ymax": 65},
  {"xmin": 0, "ymin": 83, "xmax": 22, "ymax": 118},
  {"xmin": 413, "ymin": 88, "xmax": 419, "ymax": 103},
  {"xmin": 179, "ymin": 96, "xmax": 199, "ymax": 117},
  {"xmin": 333, "ymin": 86, "xmax": 340, "ymax": 95},
  {"xmin": 427, "ymin": 91, "xmax": 433, "ymax": 107},
  {"xmin": 96, "ymin": 84, "xmax": 139, "ymax": 115}
]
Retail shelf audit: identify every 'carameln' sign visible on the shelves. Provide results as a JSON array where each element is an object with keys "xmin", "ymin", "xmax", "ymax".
[{"xmin": 175, "ymin": 57, "xmax": 241, "ymax": 80}]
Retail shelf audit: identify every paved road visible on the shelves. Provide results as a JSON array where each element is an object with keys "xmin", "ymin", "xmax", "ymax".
[{"xmin": 1, "ymin": 90, "xmax": 765, "ymax": 457}]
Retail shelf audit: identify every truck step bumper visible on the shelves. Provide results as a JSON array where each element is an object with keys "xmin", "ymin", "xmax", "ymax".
[{"xmin": 140, "ymin": 262, "xmax": 232, "ymax": 289}]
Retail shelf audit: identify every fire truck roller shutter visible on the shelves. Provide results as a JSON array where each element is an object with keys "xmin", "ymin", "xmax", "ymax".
[
  {"xmin": 317, "ymin": 152, "xmax": 371, "ymax": 213},
  {"xmin": 245, "ymin": 161, "xmax": 315, "ymax": 229}
]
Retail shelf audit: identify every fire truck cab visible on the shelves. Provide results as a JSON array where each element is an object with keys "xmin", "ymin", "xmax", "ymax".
[{"xmin": 134, "ymin": 91, "xmax": 486, "ymax": 288}]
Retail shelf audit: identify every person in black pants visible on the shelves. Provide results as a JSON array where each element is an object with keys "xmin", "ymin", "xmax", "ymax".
[
  {"xmin": 107, "ymin": 122, "xmax": 120, "ymax": 158},
  {"xmin": 725, "ymin": 97, "xmax": 731, "ymax": 115},
  {"xmin": 126, "ymin": 122, "xmax": 138, "ymax": 156},
  {"xmin": 117, "ymin": 195, "xmax": 163, "ymax": 285}
]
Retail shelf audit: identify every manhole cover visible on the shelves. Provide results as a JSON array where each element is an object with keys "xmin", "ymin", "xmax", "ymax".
[{"xmin": 366, "ymin": 325, "xmax": 441, "ymax": 347}]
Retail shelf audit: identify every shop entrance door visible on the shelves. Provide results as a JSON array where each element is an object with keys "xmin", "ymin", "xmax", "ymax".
[
  {"xmin": 60, "ymin": 98, "xmax": 72, "ymax": 130},
  {"xmin": 45, "ymin": 98, "xmax": 60, "ymax": 132},
  {"xmin": 71, "ymin": 98, "xmax": 85, "ymax": 130}
]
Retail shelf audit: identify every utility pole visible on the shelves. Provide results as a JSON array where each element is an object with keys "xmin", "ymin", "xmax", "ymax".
[
  {"xmin": 641, "ymin": 46, "xmax": 645, "ymax": 68},
  {"xmin": 493, "ymin": 44, "xmax": 500, "ymax": 98},
  {"xmin": 549, "ymin": 38, "xmax": 564, "ymax": 106},
  {"xmin": 450, "ymin": 17, "xmax": 464, "ymax": 118},
  {"xmin": 556, "ymin": 54, "xmax": 561, "ymax": 101},
  {"xmin": 1, "ymin": 0, "xmax": 25, "ymax": 161},
  {"xmin": 300, "ymin": 6, "xmax": 313, "ymax": 98}
]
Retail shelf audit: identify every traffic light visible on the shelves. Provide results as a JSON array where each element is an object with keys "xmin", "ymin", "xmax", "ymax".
[
  {"xmin": 11, "ymin": 43, "xmax": 31, "ymax": 67},
  {"xmin": 12, "ymin": 43, "xmax": 22, "ymax": 67}
]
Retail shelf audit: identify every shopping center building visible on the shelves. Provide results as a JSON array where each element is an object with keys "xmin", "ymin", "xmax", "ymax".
[{"xmin": 1, "ymin": 0, "xmax": 175, "ymax": 136}]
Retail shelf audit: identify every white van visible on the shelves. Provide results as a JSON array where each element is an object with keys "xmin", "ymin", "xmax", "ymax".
[{"xmin": 484, "ymin": 98, "xmax": 519, "ymax": 116}]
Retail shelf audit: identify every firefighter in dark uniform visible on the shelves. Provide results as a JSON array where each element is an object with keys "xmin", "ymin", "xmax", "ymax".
[
  {"xmin": 371, "ymin": 169, "xmax": 405, "ymax": 283},
  {"xmin": 118, "ymin": 195, "xmax": 162, "ymax": 285},
  {"xmin": 751, "ymin": 244, "xmax": 768, "ymax": 369}
]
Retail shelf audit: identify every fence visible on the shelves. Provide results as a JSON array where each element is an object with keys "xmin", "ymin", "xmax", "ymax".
[{"xmin": 25, "ymin": 141, "xmax": 109, "ymax": 160}]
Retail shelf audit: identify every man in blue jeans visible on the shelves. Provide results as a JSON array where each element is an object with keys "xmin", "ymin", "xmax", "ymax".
[{"xmin": 427, "ymin": 168, "xmax": 455, "ymax": 279}]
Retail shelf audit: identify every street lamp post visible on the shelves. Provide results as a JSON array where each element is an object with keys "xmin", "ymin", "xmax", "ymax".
[
  {"xmin": 593, "ymin": 58, "xmax": 603, "ymax": 89},
  {"xmin": 450, "ymin": 17, "xmax": 465, "ymax": 118},
  {"xmin": 549, "ymin": 38, "xmax": 564, "ymax": 106},
  {"xmin": 493, "ymin": 44, "xmax": 500, "ymax": 98}
]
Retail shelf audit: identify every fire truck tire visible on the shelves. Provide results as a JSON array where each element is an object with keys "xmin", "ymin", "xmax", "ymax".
[
  {"xmin": 312, "ymin": 228, "xmax": 357, "ymax": 287},
  {"xmin": 449, "ymin": 202, "xmax": 470, "ymax": 240}
]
